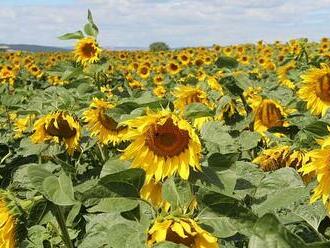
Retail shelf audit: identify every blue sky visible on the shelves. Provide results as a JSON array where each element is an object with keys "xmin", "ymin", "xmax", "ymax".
[{"xmin": 1, "ymin": 0, "xmax": 330, "ymax": 48}]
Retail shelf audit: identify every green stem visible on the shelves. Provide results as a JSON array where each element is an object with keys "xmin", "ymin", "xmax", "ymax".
[
  {"xmin": 97, "ymin": 143, "xmax": 106, "ymax": 163},
  {"xmin": 53, "ymin": 204, "xmax": 74, "ymax": 248}
]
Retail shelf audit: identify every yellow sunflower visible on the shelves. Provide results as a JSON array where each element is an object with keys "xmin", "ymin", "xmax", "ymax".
[
  {"xmin": 167, "ymin": 61, "xmax": 181, "ymax": 75},
  {"xmin": 253, "ymin": 99, "xmax": 291, "ymax": 134},
  {"xmin": 153, "ymin": 85, "xmax": 166, "ymax": 98},
  {"xmin": 0, "ymin": 194, "xmax": 17, "ymax": 248},
  {"xmin": 172, "ymin": 85, "xmax": 212, "ymax": 111},
  {"xmin": 277, "ymin": 61, "xmax": 296, "ymax": 89},
  {"xmin": 172, "ymin": 85, "xmax": 214, "ymax": 129},
  {"xmin": 299, "ymin": 139, "xmax": 330, "ymax": 212},
  {"xmin": 120, "ymin": 109, "xmax": 202, "ymax": 182},
  {"xmin": 74, "ymin": 37, "xmax": 101, "ymax": 65},
  {"xmin": 83, "ymin": 98, "xmax": 128, "ymax": 145},
  {"xmin": 31, "ymin": 112, "xmax": 81, "ymax": 155},
  {"xmin": 298, "ymin": 63, "xmax": 330, "ymax": 116},
  {"xmin": 147, "ymin": 216, "xmax": 218, "ymax": 248},
  {"xmin": 140, "ymin": 179, "xmax": 170, "ymax": 211},
  {"xmin": 13, "ymin": 114, "xmax": 35, "ymax": 139}
]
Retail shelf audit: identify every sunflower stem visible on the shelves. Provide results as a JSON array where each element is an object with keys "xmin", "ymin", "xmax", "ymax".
[
  {"xmin": 97, "ymin": 143, "xmax": 106, "ymax": 163},
  {"xmin": 53, "ymin": 204, "xmax": 74, "ymax": 248}
]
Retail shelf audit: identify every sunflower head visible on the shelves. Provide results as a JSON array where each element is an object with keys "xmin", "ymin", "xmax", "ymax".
[
  {"xmin": 147, "ymin": 216, "xmax": 218, "ymax": 248},
  {"xmin": 299, "ymin": 145, "xmax": 330, "ymax": 212},
  {"xmin": 172, "ymin": 85, "xmax": 212, "ymax": 112},
  {"xmin": 74, "ymin": 37, "xmax": 101, "ymax": 65},
  {"xmin": 253, "ymin": 99, "xmax": 289, "ymax": 134},
  {"xmin": 253, "ymin": 146, "xmax": 290, "ymax": 171},
  {"xmin": 83, "ymin": 98, "xmax": 128, "ymax": 145},
  {"xmin": 121, "ymin": 109, "xmax": 202, "ymax": 182},
  {"xmin": 0, "ymin": 191, "xmax": 22, "ymax": 248},
  {"xmin": 31, "ymin": 112, "xmax": 81, "ymax": 155},
  {"xmin": 298, "ymin": 64, "xmax": 330, "ymax": 116}
]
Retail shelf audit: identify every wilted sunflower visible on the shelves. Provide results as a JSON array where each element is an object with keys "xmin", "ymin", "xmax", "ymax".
[
  {"xmin": 120, "ymin": 109, "xmax": 202, "ymax": 182},
  {"xmin": 253, "ymin": 146, "xmax": 290, "ymax": 171},
  {"xmin": 298, "ymin": 63, "xmax": 330, "ymax": 116},
  {"xmin": 74, "ymin": 37, "xmax": 101, "ymax": 65},
  {"xmin": 31, "ymin": 112, "xmax": 81, "ymax": 155},
  {"xmin": 0, "ymin": 194, "xmax": 17, "ymax": 248},
  {"xmin": 140, "ymin": 179, "xmax": 170, "ymax": 211},
  {"xmin": 83, "ymin": 98, "xmax": 128, "ymax": 145},
  {"xmin": 253, "ymin": 99, "xmax": 291, "ymax": 134},
  {"xmin": 147, "ymin": 216, "xmax": 218, "ymax": 248}
]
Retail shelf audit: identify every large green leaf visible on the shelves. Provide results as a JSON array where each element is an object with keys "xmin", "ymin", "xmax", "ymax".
[{"xmin": 28, "ymin": 165, "xmax": 77, "ymax": 206}]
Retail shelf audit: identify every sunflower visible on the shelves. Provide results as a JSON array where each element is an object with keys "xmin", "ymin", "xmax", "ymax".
[
  {"xmin": 140, "ymin": 179, "xmax": 170, "ymax": 211},
  {"xmin": 253, "ymin": 99, "xmax": 290, "ymax": 134},
  {"xmin": 172, "ymin": 85, "xmax": 212, "ymax": 111},
  {"xmin": 0, "ymin": 194, "xmax": 17, "ymax": 248},
  {"xmin": 31, "ymin": 112, "xmax": 81, "ymax": 155},
  {"xmin": 137, "ymin": 65, "xmax": 150, "ymax": 79},
  {"xmin": 74, "ymin": 37, "xmax": 101, "ymax": 65},
  {"xmin": 299, "ymin": 144, "xmax": 330, "ymax": 212},
  {"xmin": 83, "ymin": 98, "xmax": 128, "ymax": 145},
  {"xmin": 253, "ymin": 146, "xmax": 290, "ymax": 171},
  {"xmin": 298, "ymin": 64, "xmax": 330, "ymax": 116},
  {"xmin": 147, "ymin": 216, "xmax": 218, "ymax": 248},
  {"xmin": 120, "ymin": 109, "xmax": 202, "ymax": 182},
  {"xmin": 277, "ymin": 61, "xmax": 296, "ymax": 89},
  {"xmin": 13, "ymin": 114, "xmax": 35, "ymax": 139},
  {"xmin": 178, "ymin": 51, "xmax": 191, "ymax": 65},
  {"xmin": 153, "ymin": 85, "xmax": 166, "ymax": 98},
  {"xmin": 167, "ymin": 61, "xmax": 181, "ymax": 75}
]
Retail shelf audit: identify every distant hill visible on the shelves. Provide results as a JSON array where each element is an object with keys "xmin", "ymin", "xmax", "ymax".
[{"xmin": 0, "ymin": 44, "xmax": 70, "ymax": 52}]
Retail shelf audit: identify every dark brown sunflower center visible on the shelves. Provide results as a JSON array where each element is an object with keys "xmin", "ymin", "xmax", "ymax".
[
  {"xmin": 315, "ymin": 73, "xmax": 330, "ymax": 102},
  {"xmin": 165, "ymin": 226, "xmax": 195, "ymax": 247},
  {"xmin": 188, "ymin": 93, "xmax": 203, "ymax": 104},
  {"xmin": 145, "ymin": 118, "xmax": 189, "ymax": 157},
  {"xmin": 81, "ymin": 43, "xmax": 97, "ymax": 58},
  {"xmin": 258, "ymin": 102, "xmax": 284, "ymax": 128},
  {"xmin": 99, "ymin": 112, "xmax": 127, "ymax": 132},
  {"xmin": 45, "ymin": 115, "xmax": 76, "ymax": 139},
  {"xmin": 170, "ymin": 63, "xmax": 178, "ymax": 71},
  {"xmin": 140, "ymin": 67, "xmax": 148, "ymax": 75}
]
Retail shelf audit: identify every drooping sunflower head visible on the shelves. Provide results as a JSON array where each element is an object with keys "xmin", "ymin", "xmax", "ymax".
[
  {"xmin": 298, "ymin": 63, "xmax": 330, "ymax": 116},
  {"xmin": 140, "ymin": 179, "xmax": 170, "ymax": 211},
  {"xmin": 147, "ymin": 216, "xmax": 218, "ymax": 248},
  {"xmin": 83, "ymin": 98, "xmax": 128, "ymax": 145},
  {"xmin": 253, "ymin": 145, "xmax": 290, "ymax": 171},
  {"xmin": 74, "ymin": 37, "xmax": 101, "ymax": 65},
  {"xmin": 31, "ymin": 112, "xmax": 81, "ymax": 155},
  {"xmin": 172, "ymin": 85, "xmax": 212, "ymax": 112},
  {"xmin": 121, "ymin": 109, "xmax": 202, "ymax": 182},
  {"xmin": 253, "ymin": 99, "xmax": 290, "ymax": 134}
]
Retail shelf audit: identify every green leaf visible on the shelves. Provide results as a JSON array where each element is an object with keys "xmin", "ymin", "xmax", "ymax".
[
  {"xmin": 99, "ymin": 168, "xmax": 145, "ymax": 197},
  {"xmin": 87, "ymin": 197, "xmax": 139, "ymax": 214},
  {"xmin": 28, "ymin": 166, "xmax": 77, "ymax": 206},
  {"xmin": 207, "ymin": 153, "xmax": 239, "ymax": 170},
  {"xmin": 219, "ymin": 76, "xmax": 244, "ymax": 96},
  {"xmin": 183, "ymin": 103, "xmax": 213, "ymax": 119},
  {"xmin": 304, "ymin": 120, "xmax": 329, "ymax": 137},
  {"xmin": 100, "ymin": 158, "xmax": 131, "ymax": 177},
  {"xmin": 248, "ymin": 213, "xmax": 306, "ymax": 248},
  {"xmin": 201, "ymin": 121, "xmax": 239, "ymax": 154},
  {"xmin": 215, "ymin": 56, "xmax": 239, "ymax": 69},
  {"xmin": 84, "ymin": 23, "xmax": 99, "ymax": 38},
  {"xmin": 58, "ymin": 30, "xmax": 84, "ymax": 40},
  {"xmin": 239, "ymin": 131, "xmax": 261, "ymax": 150}
]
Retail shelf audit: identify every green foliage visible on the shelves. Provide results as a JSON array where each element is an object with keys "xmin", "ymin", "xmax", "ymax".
[{"xmin": 149, "ymin": 42, "xmax": 170, "ymax": 51}]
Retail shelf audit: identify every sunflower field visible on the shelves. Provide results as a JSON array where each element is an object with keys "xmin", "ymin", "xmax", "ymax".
[{"xmin": 2, "ymin": 11, "xmax": 330, "ymax": 248}]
